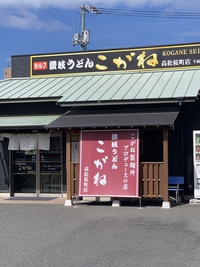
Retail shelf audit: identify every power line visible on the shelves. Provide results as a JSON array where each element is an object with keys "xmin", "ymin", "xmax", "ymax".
[
  {"xmin": 72, "ymin": 5, "xmax": 200, "ymax": 50},
  {"xmin": 94, "ymin": 8, "xmax": 200, "ymax": 20}
]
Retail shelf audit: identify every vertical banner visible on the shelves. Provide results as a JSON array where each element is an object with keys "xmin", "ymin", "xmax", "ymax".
[{"xmin": 79, "ymin": 130, "xmax": 139, "ymax": 197}]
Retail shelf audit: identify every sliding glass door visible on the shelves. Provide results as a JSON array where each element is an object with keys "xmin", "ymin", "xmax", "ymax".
[
  {"xmin": 13, "ymin": 135, "xmax": 62, "ymax": 197},
  {"xmin": 13, "ymin": 150, "xmax": 37, "ymax": 196},
  {"xmin": 39, "ymin": 136, "xmax": 62, "ymax": 196}
]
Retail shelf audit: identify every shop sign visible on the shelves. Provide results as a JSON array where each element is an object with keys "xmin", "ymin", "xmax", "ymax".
[
  {"xmin": 79, "ymin": 130, "xmax": 139, "ymax": 197},
  {"xmin": 31, "ymin": 43, "xmax": 200, "ymax": 77},
  {"xmin": 14, "ymin": 162, "xmax": 36, "ymax": 173}
]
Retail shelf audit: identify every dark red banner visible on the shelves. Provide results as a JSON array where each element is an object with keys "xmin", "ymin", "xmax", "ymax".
[{"xmin": 79, "ymin": 130, "xmax": 139, "ymax": 197}]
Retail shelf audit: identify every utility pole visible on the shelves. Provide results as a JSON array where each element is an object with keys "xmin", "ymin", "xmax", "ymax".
[
  {"xmin": 72, "ymin": 4, "xmax": 100, "ymax": 51},
  {"xmin": 80, "ymin": 5, "xmax": 88, "ymax": 51}
]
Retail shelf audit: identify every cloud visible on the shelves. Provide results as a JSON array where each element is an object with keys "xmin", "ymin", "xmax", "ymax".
[
  {"xmin": 0, "ymin": 0, "xmax": 200, "ymax": 10},
  {"xmin": 0, "ymin": 0, "xmax": 199, "ymax": 32},
  {"xmin": 176, "ymin": 30, "xmax": 200, "ymax": 37},
  {"xmin": 0, "ymin": 0, "xmax": 79, "ymax": 9},
  {"xmin": 0, "ymin": 9, "xmax": 71, "ymax": 31}
]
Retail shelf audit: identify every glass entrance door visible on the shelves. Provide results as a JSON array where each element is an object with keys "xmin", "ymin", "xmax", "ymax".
[
  {"xmin": 13, "ymin": 136, "xmax": 62, "ymax": 197},
  {"xmin": 39, "ymin": 136, "xmax": 62, "ymax": 196},
  {"xmin": 13, "ymin": 150, "xmax": 37, "ymax": 196}
]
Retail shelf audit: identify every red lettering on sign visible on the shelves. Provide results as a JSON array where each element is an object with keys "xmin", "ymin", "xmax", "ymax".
[{"xmin": 33, "ymin": 61, "xmax": 48, "ymax": 71}]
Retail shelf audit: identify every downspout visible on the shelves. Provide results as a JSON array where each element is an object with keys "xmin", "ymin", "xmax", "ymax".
[{"xmin": 179, "ymin": 101, "xmax": 184, "ymax": 175}]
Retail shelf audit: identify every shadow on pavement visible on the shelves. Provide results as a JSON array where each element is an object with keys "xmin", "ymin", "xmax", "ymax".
[{"xmin": 72, "ymin": 198, "xmax": 190, "ymax": 208}]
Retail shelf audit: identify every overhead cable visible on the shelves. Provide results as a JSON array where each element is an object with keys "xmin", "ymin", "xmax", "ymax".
[{"xmin": 94, "ymin": 8, "xmax": 200, "ymax": 19}]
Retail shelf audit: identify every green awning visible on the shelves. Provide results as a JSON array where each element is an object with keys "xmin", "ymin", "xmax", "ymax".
[{"xmin": 0, "ymin": 115, "xmax": 61, "ymax": 129}]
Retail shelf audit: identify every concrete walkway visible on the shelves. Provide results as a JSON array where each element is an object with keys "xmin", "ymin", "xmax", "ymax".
[
  {"xmin": 0, "ymin": 196, "xmax": 181, "ymax": 207},
  {"xmin": 0, "ymin": 197, "xmax": 66, "ymax": 205}
]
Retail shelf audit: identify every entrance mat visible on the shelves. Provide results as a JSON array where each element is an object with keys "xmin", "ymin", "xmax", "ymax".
[{"xmin": 4, "ymin": 197, "xmax": 58, "ymax": 201}]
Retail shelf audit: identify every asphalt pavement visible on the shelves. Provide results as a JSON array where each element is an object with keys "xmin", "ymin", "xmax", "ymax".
[{"xmin": 0, "ymin": 200, "xmax": 200, "ymax": 267}]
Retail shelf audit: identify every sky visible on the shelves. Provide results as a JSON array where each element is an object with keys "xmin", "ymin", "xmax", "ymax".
[{"xmin": 1, "ymin": 0, "xmax": 200, "ymax": 79}]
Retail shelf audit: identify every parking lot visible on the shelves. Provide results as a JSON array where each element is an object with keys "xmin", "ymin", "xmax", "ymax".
[{"xmin": 0, "ymin": 200, "xmax": 200, "ymax": 267}]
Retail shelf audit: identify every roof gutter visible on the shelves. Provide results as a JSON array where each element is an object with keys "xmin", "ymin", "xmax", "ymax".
[{"xmin": 58, "ymin": 97, "xmax": 197, "ymax": 107}]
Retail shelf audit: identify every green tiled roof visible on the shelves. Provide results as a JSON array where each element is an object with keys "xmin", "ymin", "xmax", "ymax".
[{"xmin": 0, "ymin": 69, "xmax": 200, "ymax": 105}]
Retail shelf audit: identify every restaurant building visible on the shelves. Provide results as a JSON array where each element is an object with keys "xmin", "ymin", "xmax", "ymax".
[{"xmin": 1, "ymin": 43, "xmax": 200, "ymax": 208}]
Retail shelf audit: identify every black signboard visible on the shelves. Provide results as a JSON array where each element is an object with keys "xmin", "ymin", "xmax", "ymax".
[
  {"xmin": 14, "ymin": 162, "xmax": 36, "ymax": 173},
  {"xmin": 30, "ymin": 43, "xmax": 200, "ymax": 77},
  {"xmin": 14, "ymin": 151, "xmax": 36, "ymax": 162},
  {"xmin": 40, "ymin": 162, "xmax": 61, "ymax": 173}
]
